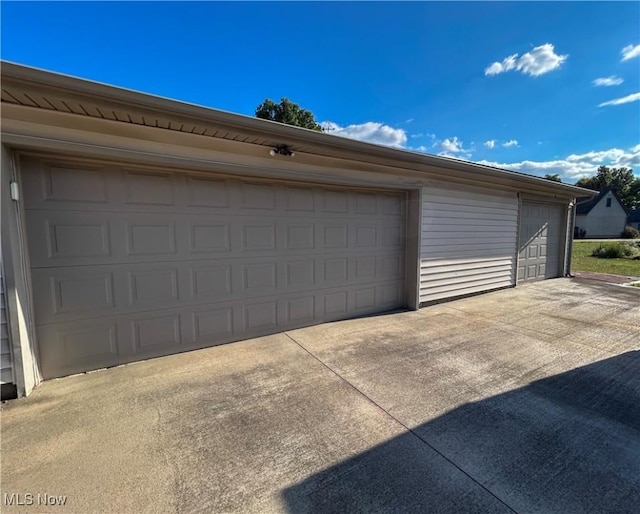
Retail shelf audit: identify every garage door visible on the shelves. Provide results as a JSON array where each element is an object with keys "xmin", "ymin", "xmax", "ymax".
[
  {"xmin": 21, "ymin": 156, "xmax": 406, "ymax": 379},
  {"xmin": 518, "ymin": 201, "xmax": 564, "ymax": 281}
]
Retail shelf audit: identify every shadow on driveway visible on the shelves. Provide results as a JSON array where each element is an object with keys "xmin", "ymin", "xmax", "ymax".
[{"xmin": 283, "ymin": 351, "xmax": 640, "ymax": 513}]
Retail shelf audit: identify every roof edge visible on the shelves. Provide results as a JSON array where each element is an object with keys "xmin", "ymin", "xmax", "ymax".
[{"xmin": 1, "ymin": 60, "xmax": 596, "ymax": 198}]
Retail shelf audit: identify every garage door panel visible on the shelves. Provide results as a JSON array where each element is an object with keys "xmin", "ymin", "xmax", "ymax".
[
  {"xmin": 124, "ymin": 169, "xmax": 176, "ymax": 206},
  {"xmin": 32, "ymin": 250, "xmax": 406, "ymax": 327},
  {"xmin": 31, "ymin": 268, "xmax": 115, "ymax": 323},
  {"xmin": 22, "ymin": 158, "xmax": 405, "ymax": 220},
  {"xmin": 37, "ymin": 320, "xmax": 122, "ymax": 378},
  {"xmin": 29, "ymin": 213, "xmax": 405, "ymax": 269},
  {"xmin": 21, "ymin": 159, "xmax": 107, "ymax": 208},
  {"xmin": 379, "ymin": 282, "xmax": 403, "ymax": 307},
  {"xmin": 322, "ymin": 190, "xmax": 349, "ymax": 213},
  {"xmin": 131, "ymin": 313, "xmax": 182, "ymax": 350},
  {"xmin": 129, "ymin": 267, "xmax": 180, "ymax": 307},
  {"xmin": 190, "ymin": 222, "xmax": 231, "ymax": 253},
  {"xmin": 354, "ymin": 192, "xmax": 377, "ymax": 214},
  {"xmin": 126, "ymin": 219, "xmax": 178, "ymax": 256},
  {"xmin": 323, "ymin": 257, "xmax": 348, "ymax": 285},
  {"xmin": 323, "ymin": 291, "xmax": 348, "ymax": 316},
  {"xmin": 286, "ymin": 259, "xmax": 315, "ymax": 288},
  {"xmin": 284, "ymin": 186, "xmax": 315, "ymax": 212},
  {"xmin": 186, "ymin": 175, "xmax": 231, "ymax": 208},
  {"xmin": 285, "ymin": 295, "xmax": 316, "ymax": 324},
  {"xmin": 354, "ymin": 287, "xmax": 376, "ymax": 310},
  {"xmin": 241, "ymin": 223, "xmax": 276, "ymax": 251},
  {"xmin": 191, "ymin": 264, "xmax": 233, "ymax": 300},
  {"xmin": 25, "ymin": 211, "xmax": 111, "ymax": 266},
  {"xmin": 354, "ymin": 224, "xmax": 377, "ymax": 247},
  {"xmin": 239, "ymin": 182, "xmax": 276, "ymax": 210},
  {"xmin": 284, "ymin": 223, "xmax": 315, "ymax": 250},
  {"xmin": 241, "ymin": 261, "xmax": 278, "ymax": 294},
  {"xmin": 192, "ymin": 306, "xmax": 234, "ymax": 343},
  {"xmin": 24, "ymin": 158, "xmax": 406, "ymax": 379},
  {"xmin": 321, "ymin": 223, "xmax": 348, "ymax": 248},
  {"xmin": 380, "ymin": 193, "xmax": 404, "ymax": 215}
]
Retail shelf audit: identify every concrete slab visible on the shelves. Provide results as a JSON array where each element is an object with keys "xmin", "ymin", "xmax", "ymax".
[
  {"xmin": 2, "ymin": 278, "xmax": 639, "ymax": 513},
  {"xmin": 1, "ymin": 333, "xmax": 508, "ymax": 513}
]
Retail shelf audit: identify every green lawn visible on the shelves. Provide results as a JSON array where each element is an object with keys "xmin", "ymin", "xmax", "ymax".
[{"xmin": 572, "ymin": 241, "xmax": 640, "ymax": 276}]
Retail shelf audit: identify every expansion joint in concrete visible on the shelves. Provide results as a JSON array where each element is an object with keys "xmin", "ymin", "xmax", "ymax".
[{"xmin": 283, "ymin": 331, "xmax": 520, "ymax": 514}]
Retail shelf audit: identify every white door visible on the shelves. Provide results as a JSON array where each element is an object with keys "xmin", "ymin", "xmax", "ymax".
[{"xmin": 518, "ymin": 202, "xmax": 564, "ymax": 281}]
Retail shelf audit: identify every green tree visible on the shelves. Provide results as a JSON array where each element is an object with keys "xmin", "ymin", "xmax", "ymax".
[
  {"xmin": 543, "ymin": 174, "xmax": 562, "ymax": 182},
  {"xmin": 628, "ymin": 179, "xmax": 640, "ymax": 211},
  {"xmin": 255, "ymin": 98, "xmax": 322, "ymax": 131},
  {"xmin": 576, "ymin": 165, "xmax": 639, "ymax": 210}
]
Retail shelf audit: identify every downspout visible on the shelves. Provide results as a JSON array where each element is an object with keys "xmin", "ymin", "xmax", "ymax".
[{"xmin": 565, "ymin": 199, "xmax": 576, "ymax": 277}]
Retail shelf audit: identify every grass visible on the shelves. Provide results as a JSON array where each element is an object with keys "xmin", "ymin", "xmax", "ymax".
[{"xmin": 572, "ymin": 241, "xmax": 640, "ymax": 276}]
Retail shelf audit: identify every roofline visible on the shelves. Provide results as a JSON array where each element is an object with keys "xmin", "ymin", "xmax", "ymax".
[
  {"xmin": 0, "ymin": 60, "xmax": 595, "ymax": 198},
  {"xmin": 576, "ymin": 187, "xmax": 629, "ymax": 215}
]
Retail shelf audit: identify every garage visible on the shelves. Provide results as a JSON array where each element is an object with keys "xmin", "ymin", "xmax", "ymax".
[
  {"xmin": 21, "ymin": 156, "xmax": 406, "ymax": 379},
  {"xmin": 517, "ymin": 201, "xmax": 565, "ymax": 281},
  {"xmin": 1, "ymin": 61, "xmax": 593, "ymax": 396}
]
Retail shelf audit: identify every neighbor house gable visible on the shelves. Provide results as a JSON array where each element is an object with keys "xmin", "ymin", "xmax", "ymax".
[{"xmin": 575, "ymin": 188, "xmax": 627, "ymax": 238}]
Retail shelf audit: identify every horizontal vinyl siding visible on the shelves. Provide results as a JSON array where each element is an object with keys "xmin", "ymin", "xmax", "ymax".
[
  {"xmin": 0, "ymin": 269, "xmax": 14, "ymax": 385},
  {"xmin": 420, "ymin": 186, "xmax": 518, "ymax": 303}
]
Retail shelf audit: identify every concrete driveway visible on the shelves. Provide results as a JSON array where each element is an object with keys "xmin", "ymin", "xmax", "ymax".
[{"xmin": 2, "ymin": 278, "xmax": 639, "ymax": 513}]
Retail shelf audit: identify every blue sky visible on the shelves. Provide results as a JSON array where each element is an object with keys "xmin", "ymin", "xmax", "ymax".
[{"xmin": 2, "ymin": 1, "xmax": 639, "ymax": 183}]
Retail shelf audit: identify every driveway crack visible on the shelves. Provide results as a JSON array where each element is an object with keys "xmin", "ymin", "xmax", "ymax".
[{"xmin": 283, "ymin": 331, "xmax": 520, "ymax": 514}]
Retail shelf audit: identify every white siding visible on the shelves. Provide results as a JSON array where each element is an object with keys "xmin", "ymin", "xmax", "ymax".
[
  {"xmin": 0, "ymin": 259, "xmax": 14, "ymax": 386},
  {"xmin": 420, "ymin": 186, "xmax": 518, "ymax": 303}
]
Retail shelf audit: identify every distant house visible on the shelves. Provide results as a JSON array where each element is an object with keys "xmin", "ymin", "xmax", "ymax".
[
  {"xmin": 575, "ymin": 188, "xmax": 627, "ymax": 238},
  {"xmin": 628, "ymin": 210, "xmax": 640, "ymax": 231}
]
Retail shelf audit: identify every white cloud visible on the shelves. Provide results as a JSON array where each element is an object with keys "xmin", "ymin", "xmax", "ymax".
[
  {"xmin": 598, "ymin": 92, "xmax": 640, "ymax": 107},
  {"xmin": 320, "ymin": 121, "xmax": 637, "ymax": 184},
  {"xmin": 485, "ymin": 54, "xmax": 518, "ymax": 76},
  {"xmin": 440, "ymin": 137, "xmax": 464, "ymax": 153},
  {"xmin": 621, "ymin": 44, "xmax": 640, "ymax": 61},
  {"xmin": 438, "ymin": 137, "xmax": 473, "ymax": 157},
  {"xmin": 476, "ymin": 144, "xmax": 640, "ymax": 182},
  {"xmin": 485, "ymin": 43, "xmax": 568, "ymax": 77},
  {"xmin": 321, "ymin": 121, "xmax": 407, "ymax": 147},
  {"xmin": 437, "ymin": 137, "xmax": 475, "ymax": 158},
  {"xmin": 593, "ymin": 76, "xmax": 623, "ymax": 87}
]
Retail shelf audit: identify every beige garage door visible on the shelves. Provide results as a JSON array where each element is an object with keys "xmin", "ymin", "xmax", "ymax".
[
  {"xmin": 22, "ymin": 156, "xmax": 406, "ymax": 379},
  {"xmin": 518, "ymin": 202, "xmax": 564, "ymax": 281}
]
